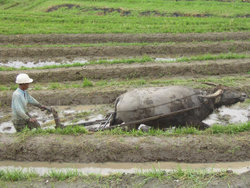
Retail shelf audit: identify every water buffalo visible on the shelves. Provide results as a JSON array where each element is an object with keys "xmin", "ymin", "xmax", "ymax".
[{"xmin": 111, "ymin": 86, "xmax": 247, "ymax": 129}]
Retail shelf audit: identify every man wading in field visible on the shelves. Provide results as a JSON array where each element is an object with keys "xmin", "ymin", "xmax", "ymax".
[{"xmin": 12, "ymin": 73, "xmax": 46, "ymax": 132}]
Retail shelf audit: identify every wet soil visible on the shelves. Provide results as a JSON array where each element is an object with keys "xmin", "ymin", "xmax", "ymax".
[
  {"xmin": 0, "ymin": 32, "xmax": 249, "ymax": 45},
  {"xmin": 0, "ymin": 132, "xmax": 249, "ymax": 163},
  {"xmin": 1, "ymin": 84, "xmax": 249, "ymax": 107},
  {"xmin": 0, "ymin": 171, "xmax": 249, "ymax": 188},
  {"xmin": 1, "ymin": 59, "xmax": 250, "ymax": 84},
  {"xmin": 0, "ymin": 88, "xmax": 126, "ymax": 106},
  {"xmin": 0, "ymin": 41, "xmax": 249, "ymax": 62}
]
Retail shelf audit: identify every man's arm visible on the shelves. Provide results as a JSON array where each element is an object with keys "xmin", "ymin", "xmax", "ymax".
[
  {"xmin": 12, "ymin": 94, "xmax": 30, "ymax": 120},
  {"xmin": 27, "ymin": 93, "xmax": 46, "ymax": 110}
]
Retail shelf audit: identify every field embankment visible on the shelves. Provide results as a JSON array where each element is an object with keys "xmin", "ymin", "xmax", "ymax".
[{"xmin": 0, "ymin": 132, "xmax": 249, "ymax": 163}]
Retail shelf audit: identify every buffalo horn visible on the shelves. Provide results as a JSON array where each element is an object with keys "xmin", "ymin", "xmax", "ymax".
[{"xmin": 204, "ymin": 89, "xmax": 223, "ymax": 98}]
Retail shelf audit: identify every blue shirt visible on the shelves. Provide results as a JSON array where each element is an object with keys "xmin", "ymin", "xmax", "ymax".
[{"xmin": 11, "ymin": 88, "xmax": 40, "ymax": 122}]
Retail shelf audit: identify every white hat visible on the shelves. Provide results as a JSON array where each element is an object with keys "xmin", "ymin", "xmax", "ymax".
[{"xmin": 16, "ymin": 73, "xmax": 33, "ymax": 84}]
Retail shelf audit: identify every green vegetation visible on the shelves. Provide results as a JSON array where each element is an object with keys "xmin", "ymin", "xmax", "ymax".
[
  {"xmin": 0, "ymin": 0, "xmax": 249, "ymax": 34},
  {"xmin": 19, "ymin": 125, "xmax": 88, "ymax": 136},
  {"xmin": 2, "ymin": 74, "xmax": 248, "ymax": 92},
  {"xmin": 100, "ymin": 122, "xmax": 250, "ymax": 136},
  {"xmin": 0, "ymin": 168, "xmax": 234, "ymax": 188},
  {"xmin": 0, "ymin": 169, "xmax": 38, "ymax": 181},
  {"xmin": 1, "ymin": 40, "xmax": 248, "ymax": 48},
  {"xmin": 82, "ymin": 78, "xmax": 93, "ymax": 87},
  {"xmin": 28, "ymin": 75, "xmax": 250, "ymax": 90},
  {"xmin": 0, "ymin": 53, "xmax": 249, "ymax": 72},
  {"xmin": 47, "ymin": 169, "xmax": 81, "ymax": 181},
  {"xmin": 0, "ymin": 42, "xmax": 176, "ymax": 48},
  {"xmin": 17, "ymin": 122, "xmax": 250, "ymax": 136}
]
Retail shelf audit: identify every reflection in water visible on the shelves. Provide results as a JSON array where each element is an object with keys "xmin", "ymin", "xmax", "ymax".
[{"xmin": 0, "ymin": 161, "xmax": 249, "ymax": 175}]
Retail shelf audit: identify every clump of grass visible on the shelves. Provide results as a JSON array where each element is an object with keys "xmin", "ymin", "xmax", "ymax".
[
  {"xmin": 82, "ymin": 78, "xmax": 93, "ymax": 87},
  {"xmin": 0, "ymin": 85, "xmax": 8, "ymax": 91},
  {"xmin": 45, "ymin": 170, "xmax": 82, "ymax": 181},
  {"xmin": 168, "ymin": 167, "xmax": 230, "ymax": 184},
  {"xmin": 0, "ymin": 169, "xmax": 38, "ymax": 181},
  {"xmin": 205, "ymin": 122, "xmax": 250, "ymax": 134},
  {"xmin": 32, "ymin": 84, "xmax": 42, "ymax": 90},
  {"xmin": 137, "ymin": 167, "xmax": 166, "ymax": 180},
  {"xmin": 19, "ymin": 126, "xmax": 88, "ymax": 136},
  {"xmin": 48, "ymin": 83, "xmax": 61, "ymax": 90}
]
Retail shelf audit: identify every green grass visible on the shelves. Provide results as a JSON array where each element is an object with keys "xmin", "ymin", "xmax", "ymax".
[
  {"xmin": 1, "ymin": 74, "xmax": 248, "ymax": 92},
  {"xmin": 33, "ymin": 75, "xmax": 250, "ymax": 90},
  {"xmin": 82, "ymin": 78, "xmax": 93, "ymax": 87},
  {"xmin": 1, "ymin": 40, "xmax": 247, "ymax": 48},
  {"xmin": 0, "ymin": 167, "xmax": 234, "ymax": 187},
  {"xmin": 19, "ymin": 125, "xmax": 88, "ymax": 136},
  {"xmin": 0, "ymin": 53, "xmax": 249, "ymax": 72},
  {"xmin": 46, "ymin": 170, "xmax": 81, "ymax": 181},
  {"xmin": 100, "ymin": 122, "xmax": 250, "ymax": 136},
  {"xmin": 0, "ymin": 42, "xmax": 176, "ymax": 48},
  {"xmin": 17, "ymin": 122, "xmax": 250, "ymax": 136},
  {"xmin": 0, "ymin": 169, "xmax": 38, "ymax": 181},
  {"xmin": 0, "ymin": 0, "xmax": 249, "ymax": 34}
]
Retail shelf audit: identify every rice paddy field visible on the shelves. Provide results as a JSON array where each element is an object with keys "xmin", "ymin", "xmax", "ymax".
[{"xmin": 0, "ymin": 0, "xmax": 250, "ymax": 187}]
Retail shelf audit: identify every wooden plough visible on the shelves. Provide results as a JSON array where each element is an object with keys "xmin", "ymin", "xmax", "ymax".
[{"xmin": 42, "ymin": 106, "xmax": 200, "ymax": 131}]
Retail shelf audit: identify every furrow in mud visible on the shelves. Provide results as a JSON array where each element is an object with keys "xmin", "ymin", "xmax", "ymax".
[
  {"xmin": 0, "ymin": 133, "xmax": 249, "ymax": 163},
  {"xmin": 0, "ymin": 42, "xmax": 249, "ymax": 61},
  {"xmin": 1, "ymin": 84, "xmax": 249, "ymax": 107},
  {"xmin": 0, "ymin": 32, "xmax": 249, "ymax": 44},
  {"xmin": 0, "ymin": 59, "xmax": 249, "ymax": 84}
]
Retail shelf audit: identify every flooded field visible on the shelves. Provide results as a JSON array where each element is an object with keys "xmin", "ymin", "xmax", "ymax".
[
  {"xmin": 0, "ymin": 32, "xmax": 249, "ymax": 187},
  {"xmin": 0, "ymin": 103, "xmax": 249, "ymax": 134}
]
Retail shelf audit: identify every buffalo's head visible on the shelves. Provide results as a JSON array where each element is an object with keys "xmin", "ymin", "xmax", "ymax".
[
  {"xmin": 203, "ymin": 88, "xmax": 247, "ymax": 108},
  {"xmin": 216, "ymin": 90, "xmax": 247, "ymax": 107}
]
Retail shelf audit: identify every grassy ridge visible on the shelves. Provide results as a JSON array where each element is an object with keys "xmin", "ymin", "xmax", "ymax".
[
  {"xmin": 0, "ymin": 0, "xmax": 249, "ymax": 34},
  {"xmin": 0, "ymin": 168, "xmax": 234, "ymax": 188}
]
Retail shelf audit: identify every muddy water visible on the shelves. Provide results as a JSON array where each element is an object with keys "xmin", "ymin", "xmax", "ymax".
[
  {"xmin": 0, "ymin": 103, "xmax": 249, "ymax": 133},
  {"xmin": 0, "ymin": 57, "xmax": 179, "ymax": 68},
  {"xmin": 0, "ymin": 161, "xmax": 249, "ymax": 175},
  {"xmin": 0, "ymin": 104, "xmax": 113, "ymax": 133},
  {"xmin": 0, "ymin": 59, "xmax": 88, "ymax": 68}
]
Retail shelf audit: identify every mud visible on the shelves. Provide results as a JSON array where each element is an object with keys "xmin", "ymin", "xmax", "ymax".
[
  {"xmin": 0, "ymin": 32, "xmax": 249, "ymax": 45},
  {"xmin": 1, "ymin": 59, "xmax": 250, "ymax": 84},
  {"xmin": 0, "ymin": 41, "xmax": 249, "ymax": 62},
  {"xmin": 46, "ymin": 4, "xmax": 80, "ymax": 12},
  {"xmin": 0, "ymin": 131, "xmax": 249, "ymax": 163},
  {"xmin": 0, "ymin": 88, "xmax": 126, "ymax": 106}
]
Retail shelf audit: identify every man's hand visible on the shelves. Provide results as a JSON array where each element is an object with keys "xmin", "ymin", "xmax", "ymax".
[
  {"xmin": 39, "ymin": 105, "xmax": 47, "ymax": 111},
  {"xmin": 29, "ymin": 118, "xmax": 38, "ymax": 123}
]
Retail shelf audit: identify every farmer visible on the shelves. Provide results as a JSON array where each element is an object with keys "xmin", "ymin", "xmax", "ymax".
[{"xmin": 11, "ymin": 73, "xmax": 46, "ymax": 132}]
